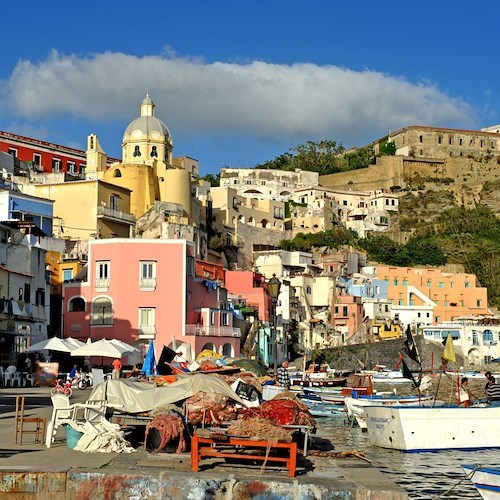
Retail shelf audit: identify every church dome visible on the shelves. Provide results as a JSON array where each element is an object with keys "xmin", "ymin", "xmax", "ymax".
[{"xmin": 123, "ymin": 93, "xmax": 172, "ymax": 146}]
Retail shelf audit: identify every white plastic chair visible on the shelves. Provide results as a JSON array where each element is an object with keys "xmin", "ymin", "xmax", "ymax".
[
  {"xmin": 12, "ymin": 372, "xmax": 22, "ymax": 387},
  {"xmin": 46, "ymin": 395, "xmax": 108, "ymax": 447}
]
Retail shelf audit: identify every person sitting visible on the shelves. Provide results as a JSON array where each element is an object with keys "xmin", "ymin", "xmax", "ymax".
[
  {"xmin": 68, "ymin": 364, "xmax": 80, "ymax": 383},
  {"xmin": 485, "ymin": 374, "xmax": 500, "ymax": 406}
]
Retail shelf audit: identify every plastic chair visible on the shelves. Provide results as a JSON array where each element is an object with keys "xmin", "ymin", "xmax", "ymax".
[
  {"xmin": 46, "ymin": 395, "xmax": 108, "ymax": 448},
  {"xmin": 0, "ymin": 366, "xmax": 3, "ymax": 387},
  {"xmin": 12, "ymin": 372, "xmax": 22, "ymax": 387},
  {"xmin": 14, "ymin": 396, "xmax": 46, "ymax": 445}
]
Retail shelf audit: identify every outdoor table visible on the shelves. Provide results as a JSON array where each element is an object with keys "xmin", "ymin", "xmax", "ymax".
[
  {"xmin": 191, "ymin": 431, "xmax": 297, "ymax": 477},
  {"xmin": 282, "ymin": 424, "xmax": 314, "ymax": 457}
]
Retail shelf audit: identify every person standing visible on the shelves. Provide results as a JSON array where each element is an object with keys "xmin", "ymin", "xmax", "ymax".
[
  {"xmin": 485, "ymin": 374, "xmax": 500, "ymax": 406},
  {"xmin": 277, "ymin": 360, "xmax": 291, "ymax": 391},
  {"xmin": 112, "ymin": 358, "xmax": 122, "ymax": 379}
]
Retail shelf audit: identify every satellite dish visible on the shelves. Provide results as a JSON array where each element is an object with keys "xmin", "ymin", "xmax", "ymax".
[{"xmin": 10, "ymin": 229, "xmax": 24, "ymax": 245}]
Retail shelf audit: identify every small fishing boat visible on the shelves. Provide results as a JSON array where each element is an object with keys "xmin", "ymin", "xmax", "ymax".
[
  {"xmin": 290, "ymin": 363, "xmax": 348, "ymax": 388},
  {"xmin": 364, "ymin": 405, "xmax": 500, "ymax": 451},
  {"xmin": 462, "ymin": 465, "xmax": 500, "ymax": 499},
  {"xmin": 345, "ymin": 393, "xmax": 440, "ymax": 430}
]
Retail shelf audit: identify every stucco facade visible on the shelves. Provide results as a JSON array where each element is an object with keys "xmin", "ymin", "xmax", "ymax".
[
  {"xmin": 371, "ymin": 265, "xmax": 490, "ymax": 324},
  {"xmin": 63, "ymin": 239, "xmax": 240, "ymax": 363}
]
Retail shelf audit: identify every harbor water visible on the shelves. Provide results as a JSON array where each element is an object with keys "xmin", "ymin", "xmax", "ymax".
[{"xmin": 316, "ymin": 377, "xmax": 500, "ymax": 499}]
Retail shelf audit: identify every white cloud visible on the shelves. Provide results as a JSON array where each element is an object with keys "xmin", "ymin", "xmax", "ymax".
[{"xmin": 1, "ymin": 51, "xmax": 476, "ymax": 146}]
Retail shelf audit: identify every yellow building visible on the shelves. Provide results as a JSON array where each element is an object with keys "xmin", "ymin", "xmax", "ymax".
[
  {"xmin": 375, "ymin": 266, "xmax": 489, "ymax": 323},
  {"xmin": 34, "ymin": 180, "xmax": 134, "ymax": 240}
]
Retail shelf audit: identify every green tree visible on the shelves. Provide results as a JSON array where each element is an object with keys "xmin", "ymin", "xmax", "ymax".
[{"xmin": 201, "ymin": 173, "xmax": 220, "ymax": 187}]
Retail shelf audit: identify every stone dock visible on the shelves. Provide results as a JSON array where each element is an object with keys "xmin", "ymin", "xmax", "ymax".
[{"xmin": 0, "ymin": 386, "xmax": 408, "ymax": 499}]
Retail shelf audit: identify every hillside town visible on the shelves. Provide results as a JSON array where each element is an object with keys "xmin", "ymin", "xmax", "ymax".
[{"xmin": 0, "ymin": 93, "xmax": 499, "ymax": 373}]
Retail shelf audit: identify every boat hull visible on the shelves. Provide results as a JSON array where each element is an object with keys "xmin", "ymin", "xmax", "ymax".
[
  {"xmin": 364, "ymin": 405, "xmax": 500, "ymax": 452},
  {"xmin": 463, "ymin": 465, "xmax": 500, "ymax": 500}
]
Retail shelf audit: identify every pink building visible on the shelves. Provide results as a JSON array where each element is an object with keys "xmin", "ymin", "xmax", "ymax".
[
  {"xmin": 224, "ymin": 270, "xmax": 272, "ymax": 323},
  {"xmin": 63, "ymin": 239, "xmax": 240, "ymax": 364},
  {"xmin": 332, "ymin": 295, "xmax": 364, "ymax": 339}
]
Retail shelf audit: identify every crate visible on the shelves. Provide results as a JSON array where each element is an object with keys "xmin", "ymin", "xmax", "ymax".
[{"xmin": 262, "ymin": 385, "xmax": 285, "ymax": 401}]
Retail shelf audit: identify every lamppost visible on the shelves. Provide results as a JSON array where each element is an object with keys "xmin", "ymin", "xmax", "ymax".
[{"xmin": 267, "ymin": 274, "xmax": 281, "ymax": 374}]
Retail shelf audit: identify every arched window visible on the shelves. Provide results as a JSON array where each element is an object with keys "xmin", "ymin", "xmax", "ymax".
[
  {"xmin": 91, "ymin": 297, "xmax": 113, "ymax": 325},
  {"xmin": 133, "ymin": 146, "xmax": 141, "ymax": 157},
  {"xmin": 114, "ymin": 169, "xmax": 122, "ymax": 177},
  {"xmin": 69, "ymin": 297, "xmax": 86, "ymax": 312},
  {"xmin": 150, "ymin": 146, "xmax": 158, "ymax": 158}
]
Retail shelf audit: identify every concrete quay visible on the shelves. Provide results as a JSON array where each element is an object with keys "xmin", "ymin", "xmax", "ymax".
[{"xmin": 0, "ymin": 386, "xmax": 408, "ymax": 499}]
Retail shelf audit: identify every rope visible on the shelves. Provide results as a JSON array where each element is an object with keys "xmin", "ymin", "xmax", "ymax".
[{"xmin": 432, "ymin": 464, "xmax": 480, "ymax": 498}]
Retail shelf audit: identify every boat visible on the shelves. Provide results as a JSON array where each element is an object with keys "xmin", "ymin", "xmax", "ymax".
[
  {"xmin": 345, "ymin": 394, "xmax": 441, "ymax": 430},
  {"xmin": 363, "ymin": 404, "xmax": 500, "ymax": 451},
  {"xmin": 289, "ymin": 363, "xmax": 348, "ymax": 388},
  {"xmin": 462, "ymin": 465, "xmax": 500, "ymax": 499}
]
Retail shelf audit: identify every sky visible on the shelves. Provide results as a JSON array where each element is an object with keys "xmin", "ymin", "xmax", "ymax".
[{"xmin": 1, "ymin": 1, "xmax": 499, "ymax": 176}]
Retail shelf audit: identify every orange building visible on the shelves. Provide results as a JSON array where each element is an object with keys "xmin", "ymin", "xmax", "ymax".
[{"xmin": 374, "ymin": 266, "xmax": 489, "ymax": 323}]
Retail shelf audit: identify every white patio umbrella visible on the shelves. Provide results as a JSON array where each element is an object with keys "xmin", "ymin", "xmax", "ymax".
[
  {"xmin": 27, "ymin": 337, "xmax": 85, "ymax": 353},
  {"xmin": 70, "ymin": 338, "xmax": 138, "ymax": 358}
]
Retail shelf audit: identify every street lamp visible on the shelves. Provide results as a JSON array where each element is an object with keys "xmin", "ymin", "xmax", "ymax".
[{"xmin": 267, "ymin": 274, "xmax": 281, "ymax": 374}]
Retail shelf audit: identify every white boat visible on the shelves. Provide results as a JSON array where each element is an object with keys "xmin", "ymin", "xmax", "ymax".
[
  {"xmin": 345, "ymin": 394, "xmax": 439, "ymax": 430},
  {"xmin": 463, "ymin": 465, "xmax": 500, "ymax": 499},
  {"xmin": 363, "ymin": 405, "xmax": 500, "ymax": 451}
]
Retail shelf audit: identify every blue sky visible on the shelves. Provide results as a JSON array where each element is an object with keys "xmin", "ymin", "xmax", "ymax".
[{"xmin": 1, "ymin": 1, "xmax": 499, "ymax": 175}]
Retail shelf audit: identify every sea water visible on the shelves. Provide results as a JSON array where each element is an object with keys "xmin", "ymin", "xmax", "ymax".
[{"xmin": 320, "ymin": 416, "xmax": 500, "ymax": 499}]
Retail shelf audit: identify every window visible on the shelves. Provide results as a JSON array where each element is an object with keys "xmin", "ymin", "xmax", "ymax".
[
  {"xmin": 393, "ymin": 279, "xmax": 399, "ymax": 286},
  {"xmin": 476, "ymin": 299, "xmax": 482, "ymax": 307},
  {"xmin": 35, "ymin": 289, "xmax": 45, "ymax": 307},
  {"xmin": 33, "ymin": 153, "xmax": 41, "ymax": 166},
  {"xmin": 114, "ymin": 169, "xmax": 122, "ymax": 177},
  {"xmin": 403, "ymin": 279, "xmax": 408, "ymax": 286},
  {"xmin": 133, "ymin": 146, "xmax": 141, "ymax": 157},
  {"xmin": 8, "ymin": 148, "xmax": 17, "ymax": 157},
  {"xmin": 95, "ymin": 261, "xmax": 110, "ymax": 288},
  {"xmin": 210, "ymin": 311, "xmax": 216, "ymax": 325},
  {"xmin": 109, "ymin": 194, "xmax": 119, "ymax": 211},
  {"xmin": 419, "ymin": 135, "xmax": 423, "ymax": 143},
  {"xmin": 67, "ymin": 161, "xmax": 76, "ymax": 174},
  {"xmin": 52, "ymin": 158, "xmax": 61, "ymax": 172},
  {"xmin": 222, "ymin": 312, "xmax": 229, "ymax": 326},
  {"xmin": 306, "ymin": 286, "xmax": 312, "ymax": 294},
  {"xmin": 409, "ymin": 299, "xmax": 414, "ymax": 306},
  {"xmin": 450, "ymin": 282, "xmax": 454, "ymax": 288},
  {"xmin": 140, "ymin": 261, "xmax": 156, "ymax": 289},
  {"xmin": 91, "ymin": 297, "xmax": 113, "ymax": 325},
  {"xmin": 438, "ymin": 136, "xmax": 442, "ymax": 144},
  {"xmin": 426, "ymin": 312, "xmax": 430, "ymax": 318},
  {"xmin": 24, "ymin": 284, "xmax": 31, "ymax": 303},
  {"xmin": 426, "ymin": 280, "xmax": 431, "ymax": 288},
  {"xmin": 465, "ymin": 282, "xmax": 470, "ymax": 288},
  {"xmin": 273, "ymin": 207, "xmax": 283, "ymax": 219},
  {"xmin": 438, "ymin": 282, "xmax": 444, "ymax": 288},
  {"xmin": 480, "ymin": 140, "xmax": 485, "ymax": 147},
  {"xmin": 398, "ymin": 300, "xmax": 403, "ymax": 305},
  {"xmin": 150, "ymin": 146, "xmax": 158, "ymax": 158},
  {"xmin": 68, "ymin": 297, "xmax": 85, "ymax": 312},
  {"xmin": 139, "ymin": 307, "xmax": 156, "ymax": 337},
  {"xmin": 62, "ymin": 269, "xmax": 73, "ymax": 282},
  {"xmin": 483, "ymin": 330, "xmax": 494, "ymax": 343}
]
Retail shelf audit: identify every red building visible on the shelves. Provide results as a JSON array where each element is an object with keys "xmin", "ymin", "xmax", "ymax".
[{"xmin": 0, "ymin": 130, "xmax": 118, "ymax": 177}]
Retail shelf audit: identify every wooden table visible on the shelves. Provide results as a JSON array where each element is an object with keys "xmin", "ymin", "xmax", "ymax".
[{"xmin": 191, "ymin": 432, "xmax": 297, "ymax": 477}]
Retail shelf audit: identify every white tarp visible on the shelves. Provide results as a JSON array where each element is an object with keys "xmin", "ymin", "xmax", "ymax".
[{"xmin": 88, "ymin": 374, "xmax": 249, "ymax": 413}]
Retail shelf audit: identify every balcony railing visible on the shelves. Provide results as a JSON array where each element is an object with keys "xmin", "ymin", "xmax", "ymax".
[
  {"xmin": 138, "ymin": 325, "xmax": 156, "ymax": 339},
  {"xmin": 185, "ymin": 324, "xmax": 241, "ymax": 337},
  {"xmin": 139, "ymin": 278, "xmax": 157, "ymax": 290},
  {"xmin": 95, "ymin": 278, "xmax": 110, "ymax": 289},
  {"xmin": 97, "ymin": 206, "xmax": 136, "ymax": 223}
]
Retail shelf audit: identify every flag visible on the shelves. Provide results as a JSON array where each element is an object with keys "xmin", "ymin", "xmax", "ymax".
[
  {"xmin": 403, "ymin": 325, "xmax": 421, "ymax": 365},
  {"xmin": 442, "ymin": 334, "xmax": 456, "ymax": 364},
  {"xmin": 401, "ymin": 358, "xmax": 420, "ymax": 388}
]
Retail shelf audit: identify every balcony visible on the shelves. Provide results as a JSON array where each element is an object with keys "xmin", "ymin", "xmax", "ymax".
[
  {"xmin": 97, "ymin": 206, "xmax": 136, "ymax": 224},
  {"xmin": 95, "ymin": 278, "xmax": 110, "ymax": 290},
  {"xmin": 185, "ymin": 324, "xmax": 241, "ymax": 338},
  {"xmin": 139, "ymin": 278, "xmax": 157, "ymax": 290},
  {"xmin": 138, "ymin": 325, "xmax": 156, "ymax": 339}
]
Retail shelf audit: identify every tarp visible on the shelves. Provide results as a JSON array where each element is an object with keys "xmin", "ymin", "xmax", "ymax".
[{"xmin": 88, "ymin": 373, "xmax": 249, "ymax": 413}]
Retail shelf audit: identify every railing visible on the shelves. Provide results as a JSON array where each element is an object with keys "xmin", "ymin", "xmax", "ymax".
[
  {"xmin": 185, "ymin": 324, "xmax": 241, "ymax": 337},
  {"xmin": 139, "ymin": 278, "xmax": 156, "ymax": 290},
  {"xmin": 97, "ymin": 206, "xmax": 136, "ymax": 223},
  {"xmin": 95, "ymin": 278, "xmax": 110, "ymax": 289},
  {"xmin": 138, "ymin": 326, "xmax": 156, "ymax": 338}
]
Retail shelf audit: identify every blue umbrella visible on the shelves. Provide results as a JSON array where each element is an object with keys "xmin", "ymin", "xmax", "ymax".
[{"xmin": 143, "ymin": 340, "xmax": 156, "ymax": 376}]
